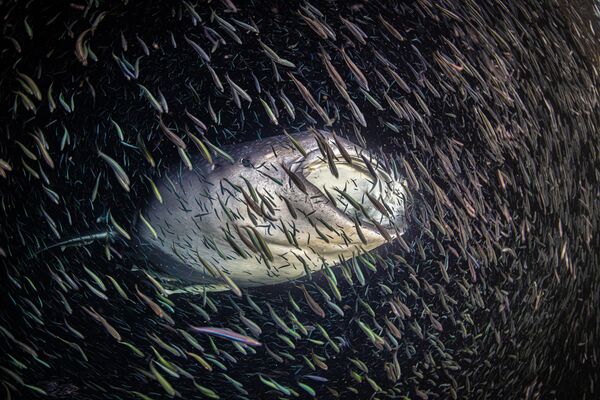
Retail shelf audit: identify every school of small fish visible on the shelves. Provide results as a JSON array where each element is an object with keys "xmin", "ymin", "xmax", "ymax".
[{"xmin": 0, "ymin": 0, "xmax": 598, "ymax": 399}]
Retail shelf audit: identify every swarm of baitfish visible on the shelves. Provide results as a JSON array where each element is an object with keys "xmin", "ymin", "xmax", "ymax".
[{"xmin": 0, "ymin": 0, "xmax": 598, "ymax": 399}]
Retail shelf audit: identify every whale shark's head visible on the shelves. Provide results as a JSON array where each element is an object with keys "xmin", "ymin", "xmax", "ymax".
[{"xmin": 136, "ymin": 130, "xmax": 407, "ymax": 293}]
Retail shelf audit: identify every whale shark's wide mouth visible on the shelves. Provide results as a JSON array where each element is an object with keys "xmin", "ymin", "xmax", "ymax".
[{"xmin": 301, "ymin": 151, "xmax": 406, "ymax": 234}]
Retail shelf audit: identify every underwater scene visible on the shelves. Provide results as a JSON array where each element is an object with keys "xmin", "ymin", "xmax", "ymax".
[{"xmin": 0, "ymin": 1, "xmax": 599, "ymax": 399}]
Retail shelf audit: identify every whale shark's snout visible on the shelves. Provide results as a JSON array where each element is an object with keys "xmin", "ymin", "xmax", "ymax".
[{"xmin": 136, "ymin": 130, "xmax": 407, "ymax": 293}]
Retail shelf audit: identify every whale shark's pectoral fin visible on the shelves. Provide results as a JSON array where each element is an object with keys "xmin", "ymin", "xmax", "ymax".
[{"xmin": 131, "ymin": 265, "xmax": 232, "ymax": 295}]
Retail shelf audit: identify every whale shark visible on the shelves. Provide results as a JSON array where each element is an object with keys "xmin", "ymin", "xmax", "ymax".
[{"xmin": 134, "ymin": 130, "xmax": 407, "ymax": 294}]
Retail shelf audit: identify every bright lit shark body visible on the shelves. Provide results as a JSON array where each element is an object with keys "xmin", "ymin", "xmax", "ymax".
[{"xmin": 136, "ymin": 130, "xmax": 407, "ymax": 293}]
